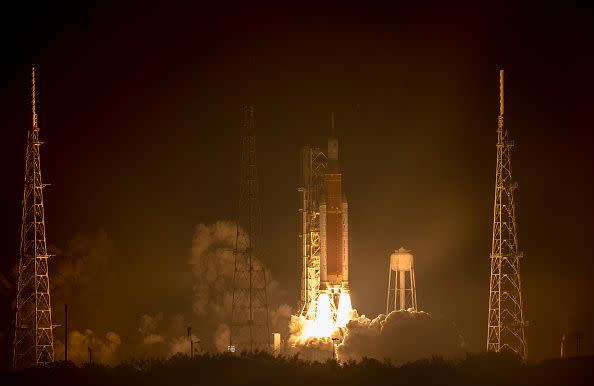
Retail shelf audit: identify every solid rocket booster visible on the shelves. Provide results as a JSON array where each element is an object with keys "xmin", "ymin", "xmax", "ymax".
[{"xmin": 320, "ymin": 135, "xmax": 349, "ymax": 289}]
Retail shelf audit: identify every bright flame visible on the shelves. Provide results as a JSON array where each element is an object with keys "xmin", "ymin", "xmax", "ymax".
[
  {"xmin": 301, "ymin": 293, "xmax": 334, "ymax": 339},
  {"xmin": 335, "ymin": 292, "xmax": 352, "ymax": 328},
  {"xmin": 296, "ymin": 289, "xmax": 354, "ymax": 343},
  {"xmin": 313, "ymin": 293, "xmax": 335, "ymax": 337}
]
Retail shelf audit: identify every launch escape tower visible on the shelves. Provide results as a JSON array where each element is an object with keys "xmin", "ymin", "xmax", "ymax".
[
  {"xmin": 486, "ymin": 70, "xmax": 527, "ymax": 359},
  {"xmin": 230, "ymin": 105, "xmax": 271, "ymax": 352},
  {"xmin": 13, "ymin": 67, "xmax": 55, "ymax": 368},
  {"xmin": 386, "ymin": 247, "xmax": 417, "ymax": 313}
]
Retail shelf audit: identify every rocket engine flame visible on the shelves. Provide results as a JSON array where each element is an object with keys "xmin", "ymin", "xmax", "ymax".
[
  {"xmin": 292, "ymin": 289, "xmax": 354, "ymax": 344},
  {"xmin": 303, "ymin": 293, "xmax": 335, "ymax": 339},
  {"xmin": 335, "ymin": 292, "xmax": 352, "ymax": 328}
]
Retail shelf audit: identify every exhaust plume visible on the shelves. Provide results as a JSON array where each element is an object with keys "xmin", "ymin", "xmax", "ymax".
[
  {"xmin": 54, "ymin": 329, "xmax": 121, "ymax": 365},
  {"xmin": 337, "ymin": 310, "xmax": 464, "ymax": 363},
  {"xmin": 189, "ymin": 221, "xmax": 291, "ymax": 351}
]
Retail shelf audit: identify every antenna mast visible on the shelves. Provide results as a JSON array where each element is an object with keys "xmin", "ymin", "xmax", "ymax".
[
  {"xmin": 230, "ymin": 105, "xmax": 270, "ymax": 352},
  {"xmin": 486, "ymin": 69, "xmax": 527, "ymax": 359},
  {"xmin": 13, "ymin": 67, "xmax": 55, "ymax": 368}
]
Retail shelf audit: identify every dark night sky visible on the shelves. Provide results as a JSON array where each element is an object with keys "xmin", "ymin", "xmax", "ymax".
[{"xmin": 1, "ymin": 2, "xmax": 593, "ymax": 364}]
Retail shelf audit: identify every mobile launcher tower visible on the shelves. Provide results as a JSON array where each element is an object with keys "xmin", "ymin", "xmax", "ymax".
[{"xmin": 298, "ymin": 115, "xmax": 350, "ymax": 324}]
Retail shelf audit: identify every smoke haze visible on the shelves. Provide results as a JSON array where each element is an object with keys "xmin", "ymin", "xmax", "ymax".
[
  {"xmin": 54, "ymin": 330, "xmax": 122, "ymax": 365},
  {"xmin": 338, "ymin": 310, "xmax": 464, "ymax": 363},
  {"xmin": 189, "ymin": 221, "xmax": 292, "ymax": 351},
  {"xmin": 0, "ymin": 222, "xmax": 292, "ymax": 365}
]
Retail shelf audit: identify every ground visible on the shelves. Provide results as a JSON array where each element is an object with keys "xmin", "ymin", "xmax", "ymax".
[{"xmin": 1, "ymin": 352, "xmax": 593, "ymax": 386}]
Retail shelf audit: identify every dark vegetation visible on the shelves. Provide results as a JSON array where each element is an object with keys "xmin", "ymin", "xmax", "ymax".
[{"xmin": 1, "ymin": 352, "xmax": 593, "ymax": 386}]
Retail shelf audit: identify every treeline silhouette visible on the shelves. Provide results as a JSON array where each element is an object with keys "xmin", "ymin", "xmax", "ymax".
[{"xmin": 1, "ymin": 352, "xmax": 592, "ymax": 386}]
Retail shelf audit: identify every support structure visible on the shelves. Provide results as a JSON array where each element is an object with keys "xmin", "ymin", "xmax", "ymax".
[
  {"xmin": 298, "ymin": 146, "xmax": 327, "ymax": 316},
  {"xmin": 486, "ymin": 69, "xmax": 527, "ymax": 359},
  {"xmin": 13, "ymin": 67, "xmax": 55, "ymax": 368},
  {"xmin": 230, "ymin": 105, "xmax": 270, "ymax": 352}
]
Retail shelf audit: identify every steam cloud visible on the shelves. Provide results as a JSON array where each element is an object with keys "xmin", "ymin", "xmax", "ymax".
[
  {"xmin": 2, "ymin": 220, "xmax": 293, "ymax": 363},
  {"xmin": 3, "ymin": 226, "xmax": 465, "ymax": 365},
  {"xmin": 51, "ymin": 230, "xmax": 115, "ymax": 301},
  {"xmin": 49, "ymin": 230, "xmax": 123, "ymax": 364},
  {"xmin": 188, "ymin": 221, "xmax": 291, "ymax": 351},
  {"xmin": 135, "ymin": 313, "xmax": 200, "ymax": 358},
  {"xmin": 54, "ymin": 329, "xmax": 122, "ymax": 365},
  {"xmin": 337, "ymin": 310, "xmax": 464, "ymax": 363}
]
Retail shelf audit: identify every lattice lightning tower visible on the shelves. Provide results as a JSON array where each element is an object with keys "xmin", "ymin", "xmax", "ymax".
[
  {"xmin": 486, "ymin": 69, "xmax": 527, "ymax": 359},
  {"xmin": 13, "ymin": 67, "xmax": 55, "ymax": 368},
  {"xmin": 230, "ymin": 105, "xmax": 270, "ymax": 352}
]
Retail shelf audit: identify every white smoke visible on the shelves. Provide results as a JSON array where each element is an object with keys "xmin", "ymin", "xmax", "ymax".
[
  {"xmin": 188, "ymin": 221, "xmax": 292, "ymax": 351},
  {"xmin": 337, "ymin": 310, "xmax": 464, "ymax": 363},
  {"xmin": 51, "ymin": 230, "xmax": 115, "ymax": 301},
  {"xmin": 135, "ymin": 313, "xmax": 202, "ymax": 358},
  {"xmin": 213, "ymin": 324, "xmax": 231, "ymax": 352},
  {"xmin": 138, "ymin": 313, "xmax": 164, "ymax": 336},
  {"xmin": 54, "ymin": 329, "xmax": 122, "ymax": 365},
  {"xmin": 168, "ymin": 335, "xmax": 198, "ymax": 357},
  {"xmin": 45, "ymin": 231, "xmax": 125, "ymax": 365},
  {"xmin": 142, "ymin": 334, "xmax": 165, "ymax": 345},
  {"xmin": 135, "ymin": 313, "xmax": 167, "ymax": 357}
]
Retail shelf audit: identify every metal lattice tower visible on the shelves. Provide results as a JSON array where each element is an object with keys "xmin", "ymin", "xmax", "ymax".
[
  {"xmin": 230, "ymin": 105, "xmax": 270, "ymax": 352},
  {"xmin": 298, "ymin": 146, "xmax": 327, "ymax": 316},
  {"xmin": 486, "ymin": 69, "xmax": 527, "ymax": 359},
  {"xmin": 13, "ymin": 67, "xmax": 55, "ymax": 369}
]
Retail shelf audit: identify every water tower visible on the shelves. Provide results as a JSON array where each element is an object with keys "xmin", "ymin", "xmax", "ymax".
[{"xmin": 386, "ymin": 247, "xmax": 417, "ymax": 313}]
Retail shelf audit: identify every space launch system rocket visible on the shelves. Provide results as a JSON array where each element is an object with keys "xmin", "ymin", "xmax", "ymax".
[{"xmin": 320, "ymin": 133, "xmax": 349, "ymax": 291}]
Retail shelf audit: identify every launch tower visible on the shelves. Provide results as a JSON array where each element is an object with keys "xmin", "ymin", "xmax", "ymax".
[
  {"xmin": 486, "ymin": 70, "xmax": 527, "ymax": 359},
  {"xmin": 13, "ymin": 67, "xmax": 55, "ymax": 368},
  {"xmin": 230, "ymin": 105, "xmax": 271, "ymax": 352},
  {"xmin": 298, "ymin": 146, "xmax": 327, "ymax": 316}
]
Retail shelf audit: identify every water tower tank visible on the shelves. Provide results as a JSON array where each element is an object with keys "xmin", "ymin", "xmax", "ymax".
[{"xmin": 390, "ymin": 247, "xmax": 413, "ymax": 271}]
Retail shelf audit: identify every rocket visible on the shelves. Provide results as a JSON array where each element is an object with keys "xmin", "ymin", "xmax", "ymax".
[{"xmin": 320, "ymin": 130, "xmax": 349, "ymax": 291}]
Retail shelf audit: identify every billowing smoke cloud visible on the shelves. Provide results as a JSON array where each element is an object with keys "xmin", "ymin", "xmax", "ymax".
[
  {"xmin": 138, "ymin": 313, "xmax": 164, "ymax": 338},
  {"xmin": 337, "ymin": 310, "xmax": 464, "ymax": 363},
  {"xmin": 49, "ymin": 230, "xmax": 123, "ymax": 364},
  {"xmin": 135, "ymin": 313, "xmax": 201, "ymax": 358},
  {"xmin": 0, "ymin": 230, "xmax": 125, "ymax": 365},
  {"xmin": 213, "ymin": 324, "xmax": 230, "ymax": 352},
  {"xmin": 51, "ymin": 230, "xmax": 115, "ymax": 300},
  {"xmin": 135, "ymin": 313, "xmax": 168, "ymax": 357},
  {"xmin": 3, "ymin": 223, "xmax": 291, "ymax": 362},
  {"xmin": 54, "ymin": 329, "xmax": 121, "ymax": 365},
  {"xmin": 189, "ymin": 221, "xmax": 291, "ymax": 351}
]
